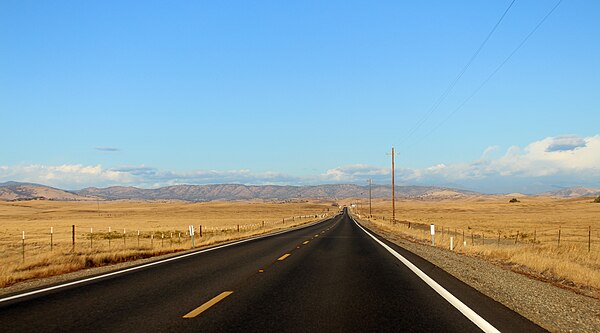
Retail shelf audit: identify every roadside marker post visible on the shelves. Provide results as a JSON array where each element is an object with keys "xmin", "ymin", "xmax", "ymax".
[
  {"xmin": 123, "ymin": 229, "xmax": 126, "ymax": 248},
  {"xmin": 189, "ymin": 225, "xmax": 195, "ymax": 248},
  {"xmin": 50, "ymin": 227, "xmax": 54, "ymax": 252},
  {"xmin": 137, "ymin": 230, "xmax": 140, "ymax": 248},
  {"xmin": 450, "ymin": 237, "xmax": 454, "ymax": 251},
  {"xmin": 108, "ymin": 226, "xmax": 111, "ymax": 249},
  {"xmin": 90, "ymin": 227, "xmax": 93, "ymax": 248},
  {"xmin": 430, "ymin": 224, "xmax": 435, "ymax": 246}
]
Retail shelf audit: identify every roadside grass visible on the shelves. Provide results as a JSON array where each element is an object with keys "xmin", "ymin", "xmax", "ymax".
[
  {"xmin": 352, "ymin": 197, "xmax": 600, "ymax": 293},
  {"xmin": 0, "ymin": 200, "xmax": 336, "ymax": 288}
]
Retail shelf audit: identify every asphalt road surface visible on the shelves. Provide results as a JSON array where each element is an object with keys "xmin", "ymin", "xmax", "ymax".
[{"xmin": 0, "ymin": 209, "xmax": 547, "ymax": 332}]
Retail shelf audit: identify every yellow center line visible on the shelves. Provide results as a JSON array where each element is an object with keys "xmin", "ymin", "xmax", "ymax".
[
  {"xmin": 314, "ymin": 234, "xmax": 319, "ymax": 237},
  {"xmin": 277, "ymin": 253, "xmax": 291, "ymax": 261},
  {"xmin": 183, "ymin": 291, "xmax": 234, "ymax": 318},
  {"xmin": 302, "ymin": 240, "xmax": 310, "ymax": 245}
]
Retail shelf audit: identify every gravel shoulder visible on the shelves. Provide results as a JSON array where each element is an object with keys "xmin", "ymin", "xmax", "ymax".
[{"xmin": 356, "ymin": 217, "xmax": 600, "ymax": 333}]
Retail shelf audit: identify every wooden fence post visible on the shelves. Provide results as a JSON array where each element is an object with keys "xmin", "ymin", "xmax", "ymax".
[{"xmin": 589, "ymin": 226, "xmax": 591, "ymax": 253}]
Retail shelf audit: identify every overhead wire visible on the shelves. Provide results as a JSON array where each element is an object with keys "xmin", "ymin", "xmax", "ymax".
[
  {"xmin": 399, "ymin": 0, "xmax": 517, "ymax": 145},
  {"xmin": 414, "ymin": 0, "xmax": 563, "ymax": 144}
]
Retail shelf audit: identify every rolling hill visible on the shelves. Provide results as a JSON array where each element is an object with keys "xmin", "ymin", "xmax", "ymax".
[{"xmin": 2, "ymin": 182, "xmax": 598, "ymax": 201}]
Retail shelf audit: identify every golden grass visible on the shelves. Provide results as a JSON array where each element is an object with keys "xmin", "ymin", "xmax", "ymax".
[
  {"xmin": 352, "ymin": 197, "xmax": 600, "ymax": 292},
  {"xmin": 0, "ymin": 200, "xmax": 337, "ymax": 288}
]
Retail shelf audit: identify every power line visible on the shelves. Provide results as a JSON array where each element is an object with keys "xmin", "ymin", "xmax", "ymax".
[
  {"xmin": 399, "ymin": 0, "xmax": 517, "ymax": 145},
  {"xmin": 415, "ymin": 0, "xmax": 563, "ymax": 144}
]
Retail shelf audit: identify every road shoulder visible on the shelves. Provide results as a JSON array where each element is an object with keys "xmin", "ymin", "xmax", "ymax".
[{"xmin": 355, "ymin": 216, "xmax": 600, "ymax": 333}]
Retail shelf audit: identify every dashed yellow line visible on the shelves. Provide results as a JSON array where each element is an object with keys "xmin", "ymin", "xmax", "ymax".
[
  {"xmin": 314, "ymin": 234, "xmax": 319, "ymax": 238},
  {"xmin": 183, "ymin": 291, "xmax": 233, "ymax": 318},
  {"xmin": 278, "ymin": 253, "xmax": 291, "ymax": 261},
  {"xmin": 302, "ymin": 240, "xmax": 310, "ymax": 245}
]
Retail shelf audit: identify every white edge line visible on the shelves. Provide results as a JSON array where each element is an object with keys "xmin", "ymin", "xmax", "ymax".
[
  {"xmin": 352, "ymin": 217, "xmax": 501, "ymax": 333},
  {"xmin": 0, "ymin": 215, "xmax": 339, "ymax": 304}
]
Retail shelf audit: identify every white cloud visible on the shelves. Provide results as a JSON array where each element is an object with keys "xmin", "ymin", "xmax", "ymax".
[
  {"xmin": 319, "ymin": 135, "xmax": 600, "ymax": 192},
  {"xmin": 321, "ymin": 164, "xmax": 389, "ymax": 182},
  {"xmin": 1, "ymin": 135, "xmax": 599, "ymax": 193},
  {"xmin": 0, "ymin": 164, "xmax": 300, "ymax": 189}
]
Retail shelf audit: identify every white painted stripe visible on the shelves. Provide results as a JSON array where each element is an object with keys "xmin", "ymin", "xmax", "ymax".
[
  {"xmin": 0, "ymin": 217, "xmax": 336, "ymax": 304},
  {"xmin": 353, "ymin": 218, "xmax": 501, "ymax": 333}
]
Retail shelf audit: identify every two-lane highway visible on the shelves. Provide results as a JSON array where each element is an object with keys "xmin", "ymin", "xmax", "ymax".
[{"xmin": 0, "ymin": 210, "xmax": 547, "ymax": 332}]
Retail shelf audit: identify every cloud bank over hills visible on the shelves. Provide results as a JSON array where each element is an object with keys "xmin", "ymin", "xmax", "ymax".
[{"xmin": 1, "ymin": 135, "xmax": 598, "ymax": 194}]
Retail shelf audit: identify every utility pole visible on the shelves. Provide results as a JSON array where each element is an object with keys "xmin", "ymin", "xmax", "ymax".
[
  {"xmin": 387, "ymin": 146, "xmax": 398, "ymax": 224},
  {"xmin": 368, "ymin": 179, "xmax": 372, "ymax": 218},
  {"xmin": 392, "ymin": 146, "xmax": 395, "ymax": 224}
]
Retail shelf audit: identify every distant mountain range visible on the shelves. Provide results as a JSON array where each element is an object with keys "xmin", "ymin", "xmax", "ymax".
[
  {"xmin": 0, "ymin": 181, "xmax": 92, "ymax": 201},
  {"xmin": 1, "ymin": 181, "xmax": 599, "ymax": 202}
]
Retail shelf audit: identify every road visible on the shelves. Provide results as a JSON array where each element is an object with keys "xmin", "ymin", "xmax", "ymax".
[{"xmin": 0, "ymin": 209, "xmax": 547, "ymax": 332}]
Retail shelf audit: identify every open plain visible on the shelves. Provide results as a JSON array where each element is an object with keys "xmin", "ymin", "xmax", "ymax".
[
  {"xmin": 351, "ymin": 196, "xmax": 600, "ymax": 294},
  {"xmin": 0, "ymin": 200, "xmax": 335, "ymax": 288}
]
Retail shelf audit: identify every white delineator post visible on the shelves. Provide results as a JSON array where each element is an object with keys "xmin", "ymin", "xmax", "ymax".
[
  {"xmin": 189, "ymin": 225, "xmax": 195, "ymax": 248},
  {"xmin": 450, "ymin": 237, "xmax": 454, "ymax": 251},
  {"xmin": 430, "ymin": 224, "xmax": 435, "ymax": 246}
]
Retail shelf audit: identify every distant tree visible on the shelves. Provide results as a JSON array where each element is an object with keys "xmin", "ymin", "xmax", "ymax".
[
  {"xmin": 594, "ymin": 196, "xmax": 600, "ymax": 203},
  {"xmin": 509, "ymin": 198, "xmax": 520, "ymax": 203}
]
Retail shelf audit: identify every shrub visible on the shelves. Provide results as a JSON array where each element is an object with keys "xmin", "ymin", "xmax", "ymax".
[
  {"xmin": 594, "ymin": 196, "xmax": 600, "ymax": 203},
  {"xmin": 509, "ymin": 198, "xmax": 520, "ymax": 203}
]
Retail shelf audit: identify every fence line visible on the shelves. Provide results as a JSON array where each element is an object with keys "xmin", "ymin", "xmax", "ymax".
[
  {"xmin": 2, "ymin": 213, "xmax": 333, "ymax": 265},
  {"xmin": 355, "ymin": 212, "xmax": 597, "ymax": 252}
]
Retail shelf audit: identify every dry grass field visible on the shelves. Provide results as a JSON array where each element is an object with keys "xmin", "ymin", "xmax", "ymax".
[
  {"xmin": 351, "ymin": 196, "xmax": 600, "ymax": 293},
  {"xmin": 0, "ymin": 200, "xmax": 337, "ymax": 288}
]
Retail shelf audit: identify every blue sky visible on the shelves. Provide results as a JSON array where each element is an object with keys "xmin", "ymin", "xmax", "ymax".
[{"xmin": 1, "ymin": 1, "xmax": 599, "ymax": 193}]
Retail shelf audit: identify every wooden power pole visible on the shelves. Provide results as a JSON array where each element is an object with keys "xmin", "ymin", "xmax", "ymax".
[
  {"xmin": 368, "ymin": 179, "xmax": 372, "ymax": 217},
  {"xmin": 391, "ymin": 146, "xmax": 395, "ymax": 224}
]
